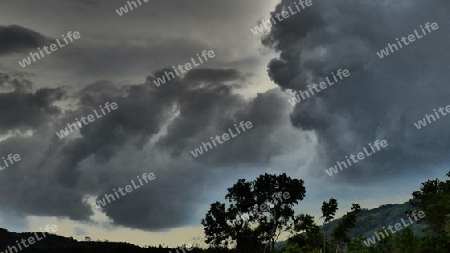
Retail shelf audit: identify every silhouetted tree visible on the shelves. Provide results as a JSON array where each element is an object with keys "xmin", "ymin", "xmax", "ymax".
[
  {"xmin": 331, "ymin": 203, "xmax": 361, "ymax": 252},
  {"xmin": 287, "ymin": 214, "xmax": 323, "ymax": 252},
  {"xmin": 321, "ymin": 198, "xmax": 338, "ymax": 253},
  {"xmin": 412, "ymin": 171, "xmax": 450, "ymax": 236},
  {"xmin": 202, "ymin": 173, "xmax": 306, "ymax": 253}
]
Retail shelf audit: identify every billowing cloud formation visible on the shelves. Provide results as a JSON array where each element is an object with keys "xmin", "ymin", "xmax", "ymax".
[
  {"xmin": 0, "ymin": 67, "xmax": 300, "ymax": 230},
  {"xmin": 265, "ymin": 0, "xmax": 450, "ymax": 182},
  {"xmin": 0, "ymin": 73, "xmax": 64, "ymax": 132}
]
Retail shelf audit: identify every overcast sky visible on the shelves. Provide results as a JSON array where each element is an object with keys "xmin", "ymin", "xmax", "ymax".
[{"xmin": 0, "ymin": 0, "xmax": 449, "ymax": 247}]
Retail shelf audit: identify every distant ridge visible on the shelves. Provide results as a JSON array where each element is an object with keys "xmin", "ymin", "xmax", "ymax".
[
  {"xmin": 0, "ymin": 228, "xmax": 217, "ymax": 253},
  {"xmin": 274, "ymin": 201, "xmax": 426, "ymax": 249},
  {"xmin": 321, "ymin": 201, "xmax": 426, "ymax": 238}
]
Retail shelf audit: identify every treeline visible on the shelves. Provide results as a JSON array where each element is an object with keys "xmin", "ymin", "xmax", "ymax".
[
  {"xmin": 202, "ymin": 172, "xmax": 450, "ymax": 253},
  {"xmin": 1, "ymin": 172, "xmax": 448, "ymax": 253},
  {"xmin": 0, "ymin": 231, "xmax": 231, "ymax": 253}
]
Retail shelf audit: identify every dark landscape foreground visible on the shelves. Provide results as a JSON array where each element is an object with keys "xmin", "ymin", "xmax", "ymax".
[{"xmin": 2, "ymin": 172, "xmax": 449, "ymax": 253}]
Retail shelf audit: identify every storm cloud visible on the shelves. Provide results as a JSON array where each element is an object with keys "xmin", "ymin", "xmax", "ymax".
[
  {"xmin": 265, "ymin": 0, "xmax": 450, "ymax": 182},
  {"xmin": 0, "ymin": 67, "xmax": 300, "ymax": 230},
  {"xmin": 0, "ymin": 25, "xmax": 51, "ymax": 55}
]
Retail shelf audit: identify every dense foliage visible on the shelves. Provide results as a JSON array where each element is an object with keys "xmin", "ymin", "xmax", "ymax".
[
  {"xmin": 201, "ymin": 173, "xmax": 306, "ymax": 253},
  {"xmin": 203, "ymin": 172, "xmax": 450, "ymax": 253}
]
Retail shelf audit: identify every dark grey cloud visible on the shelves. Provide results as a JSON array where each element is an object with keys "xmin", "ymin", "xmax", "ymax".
[
  {"xmin": 0, "ymin": 0, "xmax": 289, "ymax": 231},
  {"xmin": 265, "ymin": 0, "xmax": 450, "ymax": 183},
  {"xmin": 0, "ymin": 0, "xmax": 278, "ymax": 87},
  {"xmin": 0, "ymin": 0, "xmax": 304, "ymax": 235},
  {"xmin": 0, "ymin": 67, "xmax": 297, "ymax": 230},
  {"xmin": 0, "ymin": 79, "xmax": 85, "ymax": 222},
  {"xmin": 0, "ymin": 72, "xmax": 65, "ymax": 132},
  {"xmin": 0, "ymin": 25, "xmax": 51, "ymax": 56}
]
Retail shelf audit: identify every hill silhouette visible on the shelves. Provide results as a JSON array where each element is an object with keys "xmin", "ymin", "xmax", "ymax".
[
  {"xmin": 272, "ymin": 201, "xmax": 427, "ymax": 250},
  {"xmin": 0, "ymin": 202, "xmax": 426, "ymax": 253},
  {"xmin": 322, "ymin": 201, "xmax": 426, "ymax": 238},
  {"xmin": 0, "ymin": 228, "xmax": 230, "ymax": 253}
]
